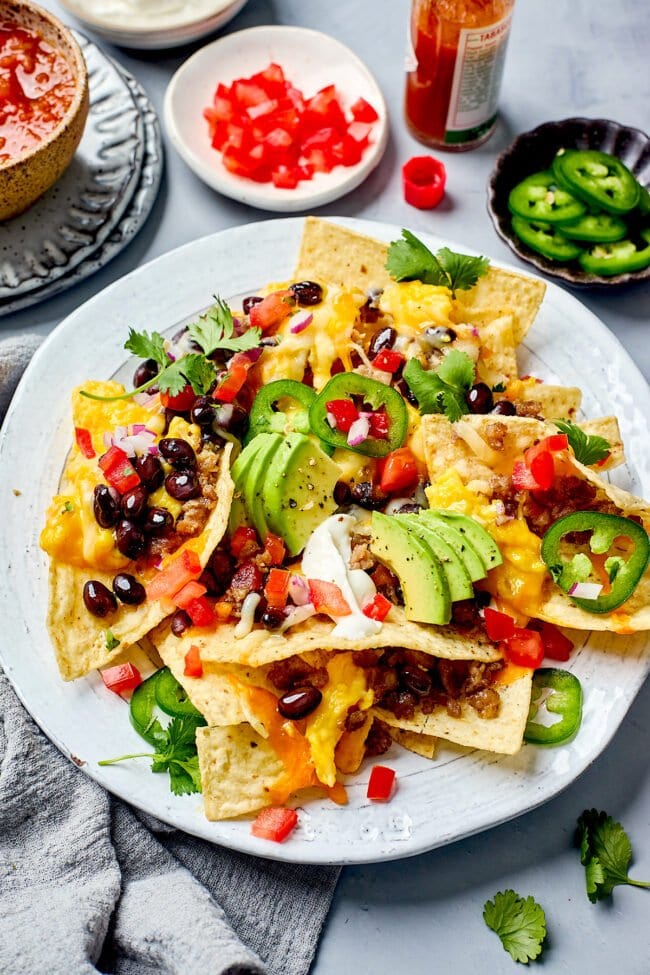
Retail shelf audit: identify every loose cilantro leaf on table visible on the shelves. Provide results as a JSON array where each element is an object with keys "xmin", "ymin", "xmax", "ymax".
[
  {"xmin": 553, "ymin": 418, "xmax": 611, "ymax": 466},
  {"xmin": 483, "ymin": 889, "xmax": 546, "ymax": 964},
  {"xmin": 576, "ymin": 809, "xmax": 650, "ymax": 903},
  {"xmin": 386, "ymin": 229, "xmax": 489, "ymax": 297},
  {"xmin": 403, "ymin": 349, "xmax": 476, "ymax": 422},
  {"xmin": 98, "ymin": 715, "xmax": 203, "ymax": 797}
]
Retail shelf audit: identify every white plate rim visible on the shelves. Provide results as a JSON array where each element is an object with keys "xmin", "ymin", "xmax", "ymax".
[
  {"xmin": 0, "ymin": 216, "xmax": 648, "ymax": 865},
  {"xmin": 164, "ymin": 26, "xmax": 388, "ymax": 212}
]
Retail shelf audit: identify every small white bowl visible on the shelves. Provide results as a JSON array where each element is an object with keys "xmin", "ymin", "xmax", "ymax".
[
  {"xmin": 164, "ymin": 25, "xmax": 388, "ymax": 212},
  {"xmin": 58, "ymin": 0, "xmax": 248, "ymax": 50}
]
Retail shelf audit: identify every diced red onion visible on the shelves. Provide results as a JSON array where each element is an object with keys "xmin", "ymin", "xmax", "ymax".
[
  {"xmin": 215, "ymin": 404, "xmax": 234, "ymax": 428},
  {"xmin": 568, "ymin": 581, "xmax": 603, "ymax": 599},
  {"xmin": 279, "ymin": 603, "xmax": 316, "ymax": 632},
  {"xmin": 471, "ymin": 327, "xmax": 480, "ymax": 338},
  {"xmin": 290, "ymin": 313, "xmax": 313, "ymax": 334},
  {"xmin": 238, "ymin": 346, "xmax": 263, "ymax": 364},
  {"xmin": 232, "ymin": 317, "xmax": 246, "ymax": 336},
  {"xmin": 347, "ymin": 415, "xmax": 370, "ymax": 447},
  {"xmin": 289, "ymin": 574, "xmax": 310, "ymax": 606},
  {"xmin": 133, "ymin": 391, "xmax": 158, "ymax": 407},
  {"xmin": 326, "ymin": 411, "xmax": 337, "ymax": 429},
  {"xmin": 104, "ymin": 424, "xmax": 158, "ymax": 458}
]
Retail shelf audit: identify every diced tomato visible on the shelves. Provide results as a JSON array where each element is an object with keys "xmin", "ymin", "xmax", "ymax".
[
  {"xmin": 146, "ymin": 549, "xmax": 202, "ymax": 601},
  {"xmin": 264, "ymin": 532, "xmax": 285, "ymax": 566},
  {"xmin": 174, "ymin": 580, "xmax": 207, "ymax": 609},
  {"xmin": 368, "ymin": 411, "xmax": 389, "ymax": 439},
  {"xmin": 230, "ymin": 560, "xmax": 264, "ymax": 596},
  {"xmin": 185, "ymin": 596, "xmax": 216, "ymax": 628},
  {"xmin": 161, "ymin": 385, "xmax": 196, "ymax": 412},
  {"xmin": 543, "ymin": 434, "xmax": 569, "ymax": 453},
  {"xmin": 523, "ymin": 440, "xmax": 556, "ymax": 491},
  {"xmin": 75, "ymin": 427, "xmax": 95, "ymax": 459},
  {"xmin": 184, "ymin": 644, "xmax": 203, "ymax": 678},
  {"xmin": 483, "ymin": 607, "xmax": 516, "ymax": 641},
  {"xmin": 367, "ymin": 765, "xmax": 396, "ymax": 802},
  {"xmin": 264, "ymin": 568, "xmax": 290, "ymax": 609},
  {"xmin": 351, "ymin": 97, "xmax": 379, "ymax": 123},
  {"xmin": 251, "ymin": 806, "xmax": 298, "ymax": 842},
  {"xmin": 101, "ymin": 663, "xmax": 142, "ymax": 695},
  {"xmin": 213, "ymin": 361, "xmax": 249, "ymax": 403},
  {"xmin": 502, "ymin": 628, "xmax": 544, "ymax": 668},
  {"xmin": 529, "ymin": 619, "xmax": 574, "ymax": 661},
  {"xmin": 98, "ymin": 445, "xmax": 140, "ymax": 495},
  {"xmin": 362, "ymin": 592, "xmax": 392, "ymax": 622},
  {"xmin": 372, "ymin": 349, "xmax": 404, "ymax": 373},
  {"xmin": 308, "ymin": 579, "xmax": 352, "ymax": 617},
  {"xmin": 230, "ymin": 525, "xmax": 260, "ymax": 559},
  {"xmin": 379, "ymin": 447, "xmax": 419, "ymax": 495},
  {"xmin": 248, "ymin": 291, "xmax": 294, "ymax": 332},
  {"xmin": 272, "ymin": 165, "xmax": 299, "ymax": 189},
  {"xmin": 511, "ymin": 460, "xmax": 541, "ymax": 492},
  {"xmin": 233, "ymin": 80, "xmax": 268, "ymax": 108},
  {"xmin": 326, "ymin": 398, "xmax": 359, "ymax": 433}
]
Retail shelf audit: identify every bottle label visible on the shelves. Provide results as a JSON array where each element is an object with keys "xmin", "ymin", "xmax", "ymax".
[{"xmin": 444, "ymin": 12, "xmax": 513, "ymax": 145}]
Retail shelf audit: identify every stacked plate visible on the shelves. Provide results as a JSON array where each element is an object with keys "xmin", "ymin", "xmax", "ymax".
[{"xmin": 0, "ymin": 33, "xmax": 163, "ymax": 318}]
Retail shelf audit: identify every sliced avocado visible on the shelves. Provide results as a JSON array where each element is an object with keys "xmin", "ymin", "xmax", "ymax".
[
  {"xmin": 418, "ymin": 511, "xmax": 486, "ymax": 582},
  {"xmin": 398, "ymin": 515, "xmax": 473, "ymax": 602},
  {"xmin": 428, "ymin": 510, "xmax": 503, "ymax": 573},
  {"xmin": 370, "ymin": 512, "xmax": 451, "ymax": 625},
  {"xmin": 241, "ymin": 433, "xmax": 283, "ymax": 539},
  {"xmin": 262, "ymin": 433, "xmax": 340, "ymax": 556},
  {"xmin": 229, "ymin": 435, "xmax": 268, "ymax": 532}
]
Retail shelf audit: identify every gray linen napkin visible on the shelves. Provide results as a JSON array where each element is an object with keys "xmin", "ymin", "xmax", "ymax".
[{"xmin": 0, "ymin": 333, "xmax": 339, "ymax": 975}]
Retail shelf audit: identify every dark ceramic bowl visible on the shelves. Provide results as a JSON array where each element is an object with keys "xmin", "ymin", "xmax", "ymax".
[{"xmin": 487, "ymin": 117, "xmax": 650, "ymax": 288}]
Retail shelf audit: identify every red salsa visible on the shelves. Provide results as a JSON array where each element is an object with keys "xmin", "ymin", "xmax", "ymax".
[{"xmin": 0, "ymin": 24, "xmax": 75, "ymax": 165}]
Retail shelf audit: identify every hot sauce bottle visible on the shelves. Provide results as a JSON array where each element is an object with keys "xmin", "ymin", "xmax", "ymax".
[{"xmin": 405, "ymin": 0, "xmax": 515, "ymax": 151}]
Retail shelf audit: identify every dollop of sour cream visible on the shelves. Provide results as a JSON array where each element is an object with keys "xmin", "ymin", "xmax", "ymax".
[
  {"xmin": 301, "ymin": 514, "xmax": 381, "ymax": 640},
  {"xmin": 70, "ymin": 0, "xmax": 229, "ymax": 30}
]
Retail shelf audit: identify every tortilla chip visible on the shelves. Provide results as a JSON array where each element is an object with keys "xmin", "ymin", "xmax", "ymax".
[
  {"xmin": 476, "ymin": 315, "xmax": 519, "ymax": 385},
  {"xmin": 454, "ymin": 269, "xmax": 546, "ymax": 345},
  {"xmin": 295, "ymin": 217, "xmax": 391, "ymax": 292},
  {"xmin": 517, "ymin": 383, "xmax": 582, "ymax": 420},
  {"xmin": 389, "ymin": 727, "xmax": 437, "ymax": 759},
  {"xmin": 47, "ymin": 445, "xmax": 233, "ymax": 680},
  {"xmin": 374, "ymin": 672, "xmax": 533, "ymax": 755},
  {"xmin": 154, "ymin": 606, "xmax": 502, "ymax": 670},
  {"xmin": 197, "ymin": 724, "xmax": 285, "ymax": 821},
  {"xmin": 579, "ymin": 417, "xmax": 624, "ymax": 471}
]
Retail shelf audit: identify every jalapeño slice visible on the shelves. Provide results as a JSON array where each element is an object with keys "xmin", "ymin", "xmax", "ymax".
[
  {"xmin": 553, "ymin": 149, "xmax": 640, "ymax": 215},
  {"xmin": 578, "ymin": 229, "xmax": 650, "ymax": 276},
  {"xmin": 247, "ymin": 380, "xmax": 316, "ymax": 441},
  {"xmin": 309, "ymin": 372, "xmax": 408, "ymax": 457},
  {"xmin": 511, "ymin": 216, "xmax": 583, "ymax": 262},
  {"xmin": 508, "ymin": 170, "xmax": 586, "ymax": 224},
  {"xmin": 130, "ymin": 671, "xmax": 166, "ymax": 746},
  {"xmin": 524, "ymin": 668, "xmax": 583, "ymax": 746},
  {"xmin": 556, "ymin": 211, "xmax": 627, "ymax": 243},
  {"xmin": 541, "ymin": 511, "xmax": 650, "ymax": 613},
  {"xmin": 155, "ymin": 667, "xmax": 206, "ymax": 722}
]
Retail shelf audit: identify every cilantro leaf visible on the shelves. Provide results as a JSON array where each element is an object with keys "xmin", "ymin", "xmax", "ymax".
[
  {"xmin": 386, "ymin": 230, "xmax": 489, "ymax": 296},
  {"xmin": 105, "ymin": 630, "xmax": 120, "ymax": 651},
  {"xmin": 403, "ymin": 350, "xmax": 476, "ymax": 422},
  {"xmin": 177, "ymin": 353, "xmax": 218, "ymax": 396},
  {"xmin": 98, "ymin": 715, "xmax": 204, "ymax": 797},
  {"xmin": 483, "ymin": 889, "xmax": 546, "ymax": 964},
  {"xmin": 576, "ymin": 809, "xmax": 650, "ymax": 903},
  {"xmin": 553, "ymin": 418, "xmax": 611, "ymax": 466},
  {"xmin": 124, "ymin": 328, "xmax": 167, "ymax": 369},
  {"xmin": 436, "ymin": 247, "xmax": 490, "ymax": 295},
  {"xmin": 188, "ymin": 297, "xmax": 262, "ymax": 355}
]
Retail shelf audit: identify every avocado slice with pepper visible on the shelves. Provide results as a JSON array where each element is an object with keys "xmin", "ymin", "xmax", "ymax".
[
  {"xmin": 418, "ymin": 512, "xmax": 487, "ymax": 581},
  {"xmin": 240, "ymin": 432, "xmax": 283, "ymax": 540},
  {"xmin": 426, "ymin": 510, "xmax": 503, "ymax": 574},
  {"xmin": 398, "ymin": 514, "xmax": 474, "ymax": 602}
]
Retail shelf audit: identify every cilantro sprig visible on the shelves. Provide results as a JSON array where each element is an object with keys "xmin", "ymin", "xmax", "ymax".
[
  {"xmin": 553, "ymin": 418, "xmax": 611, "ymax": 466},
  {"xmin": 483, "ymin": 889, "xmax": 547, "ymax": 964},
  {"xmin": 386, "ymin": 229, "xmax": 490, "ymax": 297},
  {"xmin": 576, "ymin": 809, "xmax": 650, "ymax": 903},
  {"xmin": 98, "ymin": 715, "xmax": 203, "ymax": 796},
  {"xmin": 403, "ymin": 349, "xmax": 476, "ymax": 422},
  {"xmin": 81, "ymin": 296, "xmax": 261, "ymax": 403}
]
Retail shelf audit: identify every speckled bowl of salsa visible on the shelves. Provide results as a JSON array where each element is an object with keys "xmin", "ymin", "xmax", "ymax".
[{"xmin": 0, "ymin": 0, "xmax": 88, "ymax": 221}]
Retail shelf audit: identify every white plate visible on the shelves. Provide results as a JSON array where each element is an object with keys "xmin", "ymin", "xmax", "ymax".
[
  {"xmin": 1, "ymin": 217, "xmax": 649, "ymax": 865},
  {"xmin": 58, "ymin": 0, "xmax": 248, "ymax": 50},
  {"xmin": 164, "ymin": 27, "xmax": 388, "ymax": 212}
]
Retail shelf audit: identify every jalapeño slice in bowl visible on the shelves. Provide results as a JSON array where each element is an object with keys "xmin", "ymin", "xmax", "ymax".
[
  {"xmin": 541, "ymin": 511, "xmax": 650, "ymax": 613},
  {"xmin": 552, "ymin": 149, "xmax": 641, "ymax": 215},
  {"xmin": 511, "ymin": 216, "xmax": 584, "ymax": 262},
  {"xmin": 556, "ymin": 211, "xmax": 628, "ymax": 243},
  {"xmin": 309, "ymin": 372, "xmax": 408, "ymax": 458},
  {"xmin": 508, "ymin": 170, "xmax": 586, "ymax": 223},
  {"xmin": 578, "ymin": 229, "xmax": 650, "ymax": 276},
  {"xmin": 524, "ymin": 668, "xmax": 583, "ymax": 746}
]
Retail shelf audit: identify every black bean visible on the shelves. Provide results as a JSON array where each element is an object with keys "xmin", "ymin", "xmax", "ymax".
[
  {"xmin": 243, "ymin": 295, "xmax": 263, "ymax": 315},
  {"xmin": 159, "ymin": 437, "xmax": 197, "ymax": 469},
  {"xmin": 143, "ymin": 507, "xmax": 173, "ymax": 535},
  {"xmin": 115, "ymin": 519, "xmax": 146, "ymax": 559},
  {"xmin": 333, "ymin": 481, "xmax": 352, "ymax": 506},
  {"xmin": 368, "ymin": 326, "xmax": 397, "ymax": 359},
  {"xmin": 396, "ymin": 377, "xmax": 418, "ymax": 407},
  {"xmin": 190, "ymin": 396, "xmax": 216, "ymax": 427},
  {"xmin": 215, "ymin": 404, "xmax": 248, "ymax": 438},
  {"xmin": 491, "ymin": 399, "xmax": 516, "ymax": 416},
  {"xmin": 422, "ymin": 326, "xmax": 456, "ymax": 348},
  {"xmin": 93, "ymin": 484, "xmax": 119, "ymax": 529},
  {"xmin": 120, "ymin": 485, "xmax": 148, "ymax": 521},
  {"xmin": 133, "ymin": 454, "xmax": 164, "ymax": 491},
  {"xmin": 133, "ymin": 358, "xmax": 159, "ymax": 389},
  {"xmin": 261, "ymin": 608, "xmax": 285, "ymax": 630},
  {"xmin": 171, "ymin": 609, "xmax": 192, "ymax": 636},
  {"xmin": 351, "ymin": 481, "xmax": 387, "ymax": 511},
  {"xmin": 165, "ymin": 470, "xmax": 201, "ymax": 501},
  {"xmin": 112, "ymin": 573, "xmax": 146, "ymax": 605},
  {"xmin": 278, "ymin": 686, "xmax": 323, "ymax": 720},
  {"xmin": 290, "ymin": 280, "xmax": 323, "ymax": 306},
  {"xmin": 83, "ymin": 580, "xmax": 117, "ymax": 618},
  {"xmin": 466, "ymin": 383, "xmax": 494, "ymax": 414},
  {"xmin": 401, "ymin": 667, "xmax": 432, "ymax": 696},
  {"xmin": 396, "ymin": 502, "xmax": 422, "ymax": 514}
]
